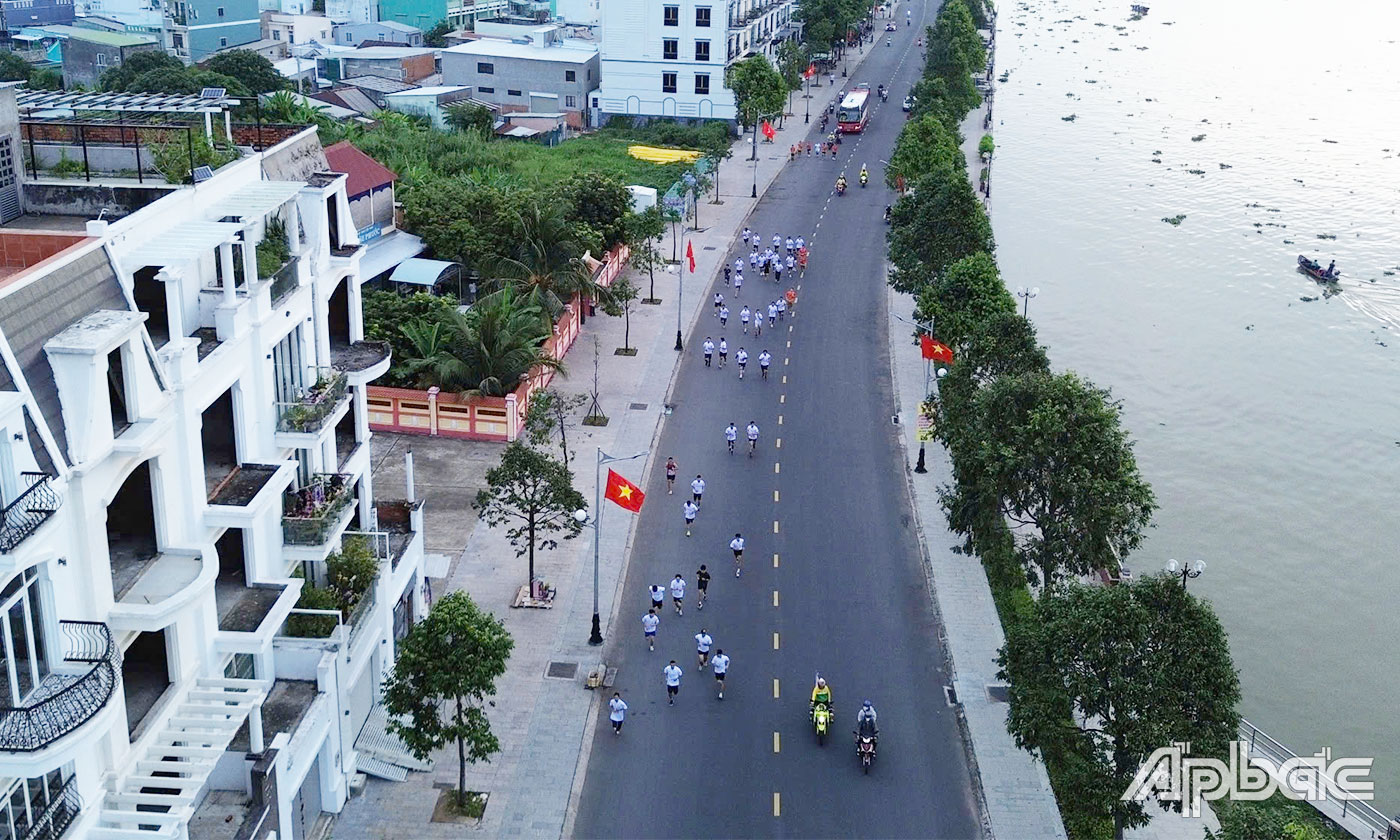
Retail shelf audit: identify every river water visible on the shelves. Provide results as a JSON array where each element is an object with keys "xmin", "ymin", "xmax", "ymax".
[{"xmin": 989, "ymin": 0, "xmax": 1400, "ymax": 813}]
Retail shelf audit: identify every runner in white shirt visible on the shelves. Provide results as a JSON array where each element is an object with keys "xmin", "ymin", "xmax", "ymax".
[
  {"xmin": 609, "ymin": 692, "xmax": 628, "ymax": 733},
  {"xmin": 712, "ymin": 650, "xmax": 731, "ymax": 699},
  {"xmin": 713, "ymin": 292, "xmax": 724, "ymax": 316},
  {"xmin": 725, "ymin": 422, "xmax": 738, "ymax": 454},
  {"xmin": 735, "ymin": 348, "xmax": 749, "ymax": 379},
  {"xmin": 729, "ymin": 533, "xmax": 746, "ymax": 577},
  {"xmin": 702, "ymin": 337, "xmax": 714, "ymax": 367},
  {"xmin": 649, "ymin": 584, "xmax": 666, "ymax": 613},
  {"xmin": 785, "ymin": 236, "xmax": 795, "ymax": 255},
  {"xmin": 717, "ymin": 338, "xmax": 728, "ymax": 368},
  {"xmin": 774, "ymin": 261, "xmax": 783, "ymax": 285},
  {"xmin": 734, "ymin": 257, "xmax": 744, "ymax": 274},
  {"xmin": 767, "ymin": 302, "xmax": 778, "ymax": 326},
  {"xmin": 690, "ymin": 475, "xmax": 705, "ymax": 504},
  {"xmin": 772, "ymin": 233, "xmax": 782, "ymax": 250},
  {"xmin": 739, "ymin": 306, "xmax": 751, "ymax": 333},
  {"xmin": 795, "ymin": 236, "xmax": 805, "ymax": 252},
  {"xmin": 733, "ymin": 271, "xmax": 743, "ymax": 297},
  {"xmin": 642, "ymin": 609, "xmax": 660, "ymax": 651},
  {"xmin": 694, "ymin": 629, "xmax": 713, "ymax": 670},
  {"xmin": 777, "ymin": 297, "xmax": 787, "ymax": 320},
  {"xmin": 669, "ymin": 573, "xmax": 686, "ymax": 615},
  {"xmin": 663, "ymin": 661, "xmax": 683, "ymax": 705},
  {"xmin": 749, "ymin": 251, "xmax": 759, "ymax": 270},
  {"xmin": 683, "ymin": 500, "xmax": 698, "ymax": 536},
  {"xmin": 746, "ymin": 421, "xmax": 760, "ymax": 457},
  {"xmin": 741, "ymin": 227, "xmax": 751, "ymax": 246},
  {"xmin": 785, "ymin": 254, "xmax": 796, "ymax": 274},
  {"xmin": 719, "ymin": 305, "xmax": 729, "ymax": 327},
  {"xmin": 758, "ymin": 350, "xmax": 772, "ymax": 380}
]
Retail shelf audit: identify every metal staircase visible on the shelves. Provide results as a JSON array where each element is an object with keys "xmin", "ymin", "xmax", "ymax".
[{"xmin": 90, "ymin": 678, "xmax": 266, "ymax": 840}]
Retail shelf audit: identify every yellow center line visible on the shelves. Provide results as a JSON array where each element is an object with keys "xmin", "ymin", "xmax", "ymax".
[
  {"xmin": 773, "ymin": 731, "xmax": 781, "ymax": 753},
  {"xmin": 773, "ymin": 590, "xmax": 780, "ymax": 607},
  {"xmin": 773, "ymin": 553, "xmax": 779, "ymax": 568},
  {"xmin": 773, "ymin": 677, "xmax": 780, "ymax": 698},
  {"xmin": 773, "ymin": 792, "xmax": 781, "ymax": 817},
  {"xmin": 773, "ymin": 632, "xmax": 780, "ymax": 650}
]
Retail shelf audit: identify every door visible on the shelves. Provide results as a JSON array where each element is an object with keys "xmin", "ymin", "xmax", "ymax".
[
  {"xmin": 0, "ymin": 136, "xmax": 20, "ymax": 225},
  {"xmin": 291, "ymin": 754, "xmax": 322, "ymax": 840}
]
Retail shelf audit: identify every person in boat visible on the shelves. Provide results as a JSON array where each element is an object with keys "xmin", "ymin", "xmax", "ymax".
[{"xmin": 1326, "ymin": 260, "xmax": 1336, "ymax": 279}]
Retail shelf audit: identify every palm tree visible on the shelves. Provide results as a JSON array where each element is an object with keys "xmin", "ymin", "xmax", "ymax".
[
  {"xmin": 487, "ymin": 201, "xmax": 613, "ymax": 320},
  {"xmin": 399, "ymin": 287, "xmax": 563, "ymax": 397}
]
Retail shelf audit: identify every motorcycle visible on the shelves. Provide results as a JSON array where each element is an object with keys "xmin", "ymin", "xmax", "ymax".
[
  {"xmin": 855, "ymin": 732, "xmax": 877, "ymax": 773},
  {"xmin": 886, "ymin": 38, "xmax": 892, "ymax": 46},
  {"xmin": 835, "ymin": 182, "xmax": 846, "ymax": 196},
  {"xmin": 859, "ymin": 172, "xmax": 869, "ymax": 188},
  {"xmin": 812, "ymin": 702, "xmax": 832, "ymax": 744},
  {"xmin": 883, "ymin": 208, "xmax": 891, "ymax": 224}
]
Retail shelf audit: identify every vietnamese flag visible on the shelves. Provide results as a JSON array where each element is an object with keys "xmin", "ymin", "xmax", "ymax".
[
  {"xmin": 804, "ymin": 64, "xmax": 815, "ymax": 79},
  {"xmin": 686, "ymin": 240, "xmax": 696, "ymax": 273},
  {"xmin": 762, "ymin": 120, "xmax": 776, "ymax": 140},
  {"xmin": 604, "ymin": 469, "xmax": 645, "ymax": 513},
  {"xmin": 920, "ymin": 335, "xmax": 954, "ymax": 364}
]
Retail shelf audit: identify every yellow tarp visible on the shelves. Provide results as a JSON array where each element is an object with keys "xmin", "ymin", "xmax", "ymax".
[{"xmin": 627, "ymin": 144, "xmax": 703, "ymax": 164}]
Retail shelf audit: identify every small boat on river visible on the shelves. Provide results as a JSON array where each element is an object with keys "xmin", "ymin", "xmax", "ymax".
[{"xmin": 1297, "ymin": 254, "xmax": 1340, "ymax": 282}]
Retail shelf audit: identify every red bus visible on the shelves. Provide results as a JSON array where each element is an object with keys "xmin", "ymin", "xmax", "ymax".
[{"xmin": 837, "ymin": 89, "xmax": 871, "ymax": 133}]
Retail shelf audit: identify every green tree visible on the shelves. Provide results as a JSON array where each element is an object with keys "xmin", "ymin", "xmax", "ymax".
[
  {"xmin": 361, "ymin": 290, "xmax": 460, "ymax": 386},
  {"xmin": 775, "ymin": 39, "xmax": 808, "ymax": 118},
  {"xmin": 140, "ymin": 128, "xmax": 238, "ymax": 184},
  {"xmin": 999, "ymin": 576, "xmax": 1241, "ymax": 839},
  {"xmin": 123, "ymin": 65, "xmax": 247, "ymax": 97},
  {"xmin": 202, "ymin": 50, "xmax": 288, "ymax": 94},
  {"xmin": 446, "ymin": 101, "xmax": 494, "ymax": 137},
  {"xmin": 399, "ymin": 286, "xmax": 562, "ymax": 396},
  {"xmin": 552, "ymin": 172, "xmax": 633, "ymax": 252},
  {"xmin": 402, "ymin": 179, "xmax": 524, "ymax": 271},
  {"xmin": 475, "ymin": 441, "xmax": 586, "ymax": 588},
  {"xmin": 0, "ymin": 51, "xmax": 31, "ymax": 82},
  {"xmin": 383, "ymin": 591, "xmax": 513, "ymax": 812},
  {"xmin": 911, "ymin": 252, "xmax": 1013, "ymax": 349},
  {"xmin": 726, "ymin": 55, "xmax": 786, "ymax": 159},
  {"xmin": 886, "ymin": 112, "xmax": 964, "ymax": 190},
  {"xmin": 926, "ymin": 0, "xmax": 986, "ymax": 116},
  {"xmin": 424, "ymin": 20, "xmax": 452, "ymax": 48},
  {"xmin": 98, "ymin": 50, "xmax": 183, "ymax": 91},
  {"xmin": 625, "ymin": 206, "xmax": 666, "ymax": 301},
  {"xmin": 954, "ymin": 370, "xmax": 1157, "ymax": 588},
  {"xmin": 490, "ymin": 200, "xmax": 609, "ymax": 319},
  {"xmin": 601, "ymin": 276, "xmax": 641, "ymax": 352},
  {"xmin": 27, "ymin": 68, "xmax": 63, "ymax": 91},
  {"xmin": 523, "ymin": 389, "xmax": 588, "ymax": 470},
  {"xmin": 887, "ymin": 173, "xmax": 994, "ymax": 292}
]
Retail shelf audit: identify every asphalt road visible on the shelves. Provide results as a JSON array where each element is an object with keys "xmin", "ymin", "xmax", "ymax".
[{"xmin": 573, "ymin": 3, "xmax": 983, "ymax": 836}]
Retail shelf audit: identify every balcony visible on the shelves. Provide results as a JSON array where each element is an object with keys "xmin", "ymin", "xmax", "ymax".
[
  {"xmin": 330, "ymin": 339, "xmax": 391, "ymax": 386},
  {"xmin": 0, "ymin": 473, "xmax": 62, "ymax": 556},
  {"xmin": 268, "ymin": 259, "xmax": 301, "ymax": 307},
  {"xmin": 0, "ymin": 622, "xmax": 120, "ymax": 754},
  {"xmin": 282, "ymin": 474, "xmax": 355, "ymax": 547},
  {"xmin": 20, "ymin": 773, "xmax": 81, "ymax": 840},
  {"xmin": 109, "ymin": 548, "xmax": 213, "ymax": 630},
  {"xmin": 275, "ymin": 368, "xmax": 350, "ymax": 442}
]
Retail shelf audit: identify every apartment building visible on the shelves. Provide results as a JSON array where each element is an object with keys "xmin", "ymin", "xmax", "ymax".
[
  {"xmin": 376, "ymin": 0, "xmax": 505, "ymax": 33},
  {"xmin": 0, "ymin": 87, "xmax": 425, "ymax": 840},
  {"xmin": 595, "ymin": 0, "xmax": 798, "ymax": 122},
  {"xmin": 441, "ymin": 26, "xmax": 599, "ymax": 128},
  {"xmin": 163, "ymin": 0, "xmax": 260, "ymax": 61}
]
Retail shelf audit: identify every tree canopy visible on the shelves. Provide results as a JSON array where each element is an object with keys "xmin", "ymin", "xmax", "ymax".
[
  {"xmin": 446, "ymin": 101, "xmax": 494, "ymax": 137},
  {"xmin": 912, "ymin": 251, "xmax": 1013, "ymax": 349},
  {"xmin": 201, "ymin": 50, "xmax": 288, "ymax": 94},
  {"xmin": 1000, "ymin": 575, "xmax": 1241, "ymax": 839},
  {"xmin": 551, "ymin": 173, "xmax": 633, "ymax": 253},
  {"xmin": 886, "ymin": 112, "xmax": 965, "ymax": 190},
  {"xmin": 888, "ymin": 173, "xmax": 994, "ymax": 292},
  {"xmin": 474, "ymin": 441, "xmax": 586, "ymax": 588},
  {"xmin": 0, "ymin": 52, "xmax": 31, "ymax": 83},
  {"xmin": 725, "ymin": 55, "xmax": 786, "ymax": 131}
]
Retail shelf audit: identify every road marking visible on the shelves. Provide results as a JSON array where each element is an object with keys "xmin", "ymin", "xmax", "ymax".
[
  {"xmin": 775, "ymin": 438, "xmax": 781, "ymax": 449},
  {"xmin": 773, "ymin": 590, "xmax": 780, "ymax": 607},
  {"xmin": 773, "ymin": 677, "xmax": 780, "ymax": 698},
  {"xmin": 779, "ymin": 394, "xmax": 785, "ymax": 404},
  {"xmin": 784, "ymin": 357, "xmax": 790, "ymax": 366},
  {"xmin": 774, "ymin": 462, "xmax": 780, "ymax": 474},
  {"xmin": 774, "ymin": 489, "xmax": 781, "ymax": 503},
  {"xmin": 778, "ymin": 415, "xmax": 783, "ymax": 425},
  {"xmin": 773, "ymin": 553, "xmax": 780, "ymax": 568},
  {"xmin": 786, "ymin": 340, "xmax": 791, "ymax": 349},
  {"xmin": 773, "ymin": 519, "xmax": 780, "ymax": 534},
  {"xmin": 782, "ymin": 375, "xmax": 787, "ymax": 384},
  {"xmin": 773, "ymin": 632, "xmax": 780, "ymax": 649},
  {"xmin": 773, "ymin": 731, "xmax": 781, "ymax": 753},
  {"xmin": 797, "ymin": 284, "xmax": 802, "ymax": 291},
  {"xmin": 773, "ymin": 792, "xmax": 781, "ymax": 817}
]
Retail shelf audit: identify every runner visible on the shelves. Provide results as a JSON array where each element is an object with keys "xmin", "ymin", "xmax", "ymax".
[
  {"xmin": 696, "ymin": 564, "xmax": 711, "ymax": 609},
  {"xmin": 650, "ymin": 583, "xmax": 666, "ymax": 613},
  {"xmin": 663, "ymin": 661, "xmax": 683, "ymax": 706},
  {"xmin": 724, "ymin": 265, "xmax": 731, "ymax": 286},
  {"xmin": 741, "ymin": 227, "xmax": 751, "ymax": 246},
  {"xmin": 774, "ymin": 261, "xmax": 783, "ymax": 285},
  {"xmin": 785, "ymin": 236, "xmax": 795, "ymax": 255},
  {"xmin": 746, "ymin": 421, "xmax": 760, "ymax": 457},
  {"xmin": 735, "ymin": 347, "xmax": 748, "ymax": 380},
  {"xmin": 739, "ymin": 306, "xmax": 751, "ymax": 334},
  {"xmin": 797, "ymin": 246, "xmax": 808, "ymax": 270},
  {"xmin": 642, "ymin": 608, "xmax": 660, "ymax": 651},
  {"xmin": 695, "ymin": 629, "xmax": 713, "ymax": 670},
  {"xmin": 730, "ymin": 533, "xmax": 746, "ymax": 577},
  {"xmin": 690, "ymin": 474, "xmax": 705, "ymax": 505},
  {"xmin": 712, "ymin": 650, "xmax": 730, "ymax": 699},
  {"xmin": 702, "ymin": 337, "xmax": 714, "ymax": 368},
  {"xmin": 749, "ymin": 250, "xmax": 759, "ymax": 271},
  {"xmin": 795, "ymin": 235, "xmax": 805, "ymax": 253},
  {"xmin": 665, "ymin": 456, "xmax": 678, "ymax": 493},
  {"xmin": 717, "ymin": 337, "xmax": 728, "ymax": 368},
  {"xmin": 785, "ymin": 254, "xmax": 796, "ymax": 276},
  {"xmin": 768, "ymin": 301, "xmax": 778, "ymax": 327},
  {"xmin": 719, "ymin": 305, "xmax": 729, "ymax": 328},
  {"xmin": 713, "ymin": 291, "xmax": 724, "ymax": 316},
  {"xmin": 777, "ymin": 296, "xmax": 787, "ymax": 321},
  {"xmin": 609, "ymin": 692, "xmax": 628, "ymax": 733},
  {"xmin": 725, "ymin": 422, "xmax": 738, "ymax": 454},
  {"xmin": 733, "ymin": 270, "xmax": 743, "ymax": 297},
  {"xmin": 759, "ymin": 350, "xmax": 772, "ymax": 380},
  {"xmin": 683, "ymin": 500, "xmax": 698, "ymax": 537},
  {"xmin": 670, "ymin": 573, "xmax": 686, "ymax": 615}
]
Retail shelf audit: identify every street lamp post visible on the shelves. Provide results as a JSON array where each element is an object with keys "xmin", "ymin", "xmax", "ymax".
[
  {"xmin": 892, "ymin": 312, "xmax": 941, "ymax": 474},
  {"xmin": 1016, "ymin": 285, "xmax": 1039, "ymax": 317},
  {"xmin": 804, "ymin": 75, "xmax": 810, "ymax": 123},
  {"xmin": 674, "ymin": 253, "xmax": 684, "ymax": 351},
  {"xmin": 1166, "ymin": 558, "xmax": 1206, "ymax": 589},
  {"xmin": 575, "ymin": 447, "xmax": 649, "ymax": 645}
]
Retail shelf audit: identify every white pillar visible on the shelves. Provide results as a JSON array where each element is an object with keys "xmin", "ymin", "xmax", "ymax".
[
  {"xmin": 249, "ymin": 702, "xmax": 265, "ymax": 753},
  {"xmin": 242, "ymin": 229, "xmax": 258, "ymax": 284},
  {"xmin": 159, "ymin": 268, "xmax": 185, "ymax": 340},
  {"xmin": 219, "ymin": 243, "xmax": 236, "ymax": 302},
  {"xmin": 404, "ymin": 450, "xmax": 415, "ymax": 503},
  {"xmin": 204, "ymin": 110, "xmax": 213, "ymax": 140}
]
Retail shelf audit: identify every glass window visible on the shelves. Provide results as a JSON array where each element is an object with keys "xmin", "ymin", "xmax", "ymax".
[
  {"xmin": 478, "ymin": 86, "xmax": 494, "ymax": 93},
  {"xmin": 565, "ymin": 95, "xmax": 576, "ymax": 108},
  {"xmin": 661, "ymin": 72, "xmax": 677, "ymax": 93},
  {"xmin": 662, "ymin": 39, "xmax": 677, "ymax": 60},
  {"xmin": 477, "ymin": 61, "xmax": 493, "ymax": 74},
  {"xmin": 695, "ymin": 73, "xmax": 710, "ymax": 94},
  {"xmin": 507, "ymin": 89, "xmax": 521, "ymax": 96},
  {"xmin": 565, "ymin": 69, "xmax": 575, "ymax": 81},
  {"xmin": 695, "ymin": 40, "xmax": 710, "ymax": 61},
  {"xmin": 216, "ymin": 4, "xmax": 223, "ymax": 14},
  {"xmin": 662, "ymin": 4, "xmax": 677, "ymax": 25},
  {"xmin": 695, "ymin": 6, "xmax": 710, "ymax": 26},
  {"xmin": 224, "ymin": 652, "xmax": 255, "ymax": 680}
]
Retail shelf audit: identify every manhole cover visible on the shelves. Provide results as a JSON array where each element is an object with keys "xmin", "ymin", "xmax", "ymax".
[
  {"xmin": 944, "ymin": 685, "xmax": 958, "ymax": 706},
  {"xmin": 703, "ymin": 245, "xmax": 718, "ymax": 251},
  {"xmin": 986, "ymin": 684, "xmax": 1011, "ymax": 704},
  {"xmin": 629, "ymin": 402, "xmax": 649, "ymax": 411},
  {"xmin": 546, "ymin": 661, "xmax": 579, "ymax": 680}
]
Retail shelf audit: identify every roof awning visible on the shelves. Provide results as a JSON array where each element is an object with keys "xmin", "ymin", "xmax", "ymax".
[
  {"xmin": 119, "ymin": 220, "xmax": 243, "ymax": 269},
  {"xmin": 389, "ymin": 257, "xmax": 460, "ymax": 287},
  {"xmin": 359, "ymin": 231, "xmax": 425, "ymax": 281},
  {"xmin": 217, "ymin": 181, "xmax": 305, "ymax": 223}
]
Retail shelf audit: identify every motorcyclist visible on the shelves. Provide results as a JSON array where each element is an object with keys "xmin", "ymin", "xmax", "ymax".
[
  {"xmin": 859, "ymin": 165, "xmax": 869, "ymax": 186},
  {"xmin": 835, "ymin": 175, "xmax": 847, "ymax": 194},
  {"xmin": 883, "ymin": 205, "xmax": 892, "ymax": 223},
  {"xmin": 856, "ymin": 700, "xmax": 879, "ymax": 739},
  {"xmin": 810, "ymin": 677, "xmax": 832, "ymax": 718}
]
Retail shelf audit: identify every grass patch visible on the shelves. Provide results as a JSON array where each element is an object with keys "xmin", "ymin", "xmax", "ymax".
[{"xmin": 1210, "ymin": 793, "xmax": 1352, "ymax": 840}]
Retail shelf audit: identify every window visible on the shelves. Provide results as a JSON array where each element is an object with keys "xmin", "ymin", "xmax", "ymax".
[
  {"xmin": 662, "ymin": 4, "xmax": 677, "ymax": 25},
  {"xmin": 216, "ymin": 4, "xmax": 223, "ymax": 14},
  {"xmin": 219, "ymin": 37, "xmax": 227, "ymax": 46},
  {"xmin": 272, "ymin": 29, "xmax": 280, "ymax": 39},
  {"xmin": 695, "ymin": 6, "xmax": 710, "ymax": 26},
  {"xmin": 95, "ymin": 52, "xmax": 108, "ymax": 67},
  {"xmin": 477, "ymin": 61, "xmax": 494, "ymax": 74},
  {"xmin": 0, "ymin": 568, "xmax": 49, "ymax": 707},
  {"xmin": 565, "ymin": 94, "xmax": 576, "ymax": 108},
  {"xmin": 694, "ymin": 73, "xmax": 709, "ymax": 94},
  {"xmin": 662, "ymin": 39, "xmax": 677, "ymax": 60},
  {"xmin": 507, "ymin": 89, "xmax": 521, "ymax": 96},
  {"xmin": 661, "ymin": 72, "xmax": 676, "ymax": 93},
  {"xmin": 695, "ymin": 39, "xmax": 710, "ymax": 61},
  {"xmin": 478, "ymin": 86, "xmax": 495, "ymax": 93},
  {"xmin": 565, "ymin": 69, "xmax": 576, "ymax": 82}
]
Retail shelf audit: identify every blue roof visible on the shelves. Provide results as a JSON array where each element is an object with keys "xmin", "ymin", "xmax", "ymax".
[{"xmin": 389, "ymin": 258, "xmax": 461, "ymax": 286}]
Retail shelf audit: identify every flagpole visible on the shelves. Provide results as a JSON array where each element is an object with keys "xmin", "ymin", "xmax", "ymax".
[
  {"xmin": 586, "ymin": 448, "xmax": 650, "ymax": 645},
  {"xmin": 675, "ymin": 241, "xmax": 685, "ymax": 351}
]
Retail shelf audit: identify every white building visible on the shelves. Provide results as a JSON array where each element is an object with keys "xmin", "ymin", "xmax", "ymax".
[
  {"xmin": 0, "ymin": 87, "xmax": 426, "ymax": 840},
  {"xmin": 595, "ymin": 0, "xmax": 798, "ymax": 122},
  {"xmin": 262, "ymin": 9, "xmax": 334, "ymax": 46}
]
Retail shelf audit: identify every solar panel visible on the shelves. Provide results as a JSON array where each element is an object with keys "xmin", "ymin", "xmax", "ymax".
[
  {"xmin": 200, "ymin": 87, "xmax": 227, "ymax": 100},
  {"xmin": 191, "ymin": 166, "xmax": 215, "ymax": 183}
]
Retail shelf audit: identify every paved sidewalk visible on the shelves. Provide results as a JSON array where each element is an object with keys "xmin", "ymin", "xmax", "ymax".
[{"xmin": 331, "ymin": 83, "xmax": 857, "ymax": 840}]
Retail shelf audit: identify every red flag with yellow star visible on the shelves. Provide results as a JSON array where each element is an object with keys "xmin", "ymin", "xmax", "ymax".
[
  {"xmin": 920, "ymin": 335, "xmax": 954, "ymax": 364},
  {"xmin": 604, "ymin": 469, "xmax": 645, "ymax": 513}
]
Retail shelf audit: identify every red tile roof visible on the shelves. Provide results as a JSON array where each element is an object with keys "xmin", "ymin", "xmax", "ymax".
[{"xmin": 324, "ymin": 140, "xmax": 397, "ymax": 198}]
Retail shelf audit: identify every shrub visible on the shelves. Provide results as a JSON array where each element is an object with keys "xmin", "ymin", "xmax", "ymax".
[{"xmin": 978, "ymin": 133, "xmax": 994, "ymax": 156}]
